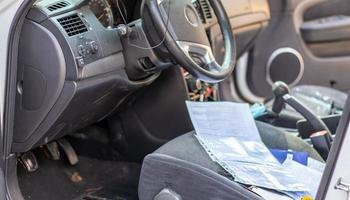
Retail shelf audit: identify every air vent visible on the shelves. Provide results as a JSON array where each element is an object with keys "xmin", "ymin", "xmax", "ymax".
[
  {"xmin": 57, "ymin": 14, "xmax": 88, "ymax": 37},
  {"xmin": 47, "ymin": 1, "xmax": 70, "ymax": 12},
  {"xmin": 192, "ymin": 1, "xmax": 205, "ymax": 23},
  {"xmin": 198, "ymin": 0, "xmax": 213, "ymax": 22}
]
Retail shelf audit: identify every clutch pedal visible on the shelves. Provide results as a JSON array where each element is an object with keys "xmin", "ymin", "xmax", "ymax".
[{"xmin": 45, "ymin": 141, "xmax": 60, "ymax": 160}]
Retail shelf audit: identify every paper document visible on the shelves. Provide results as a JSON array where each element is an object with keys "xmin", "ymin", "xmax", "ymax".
[
  {"xmin": 283, "ymin": 159, "xmax": 323, "ymax": 197},
  {"xmin": 186, "ymin": 101, "xmax": 309, "ymax": 193}
]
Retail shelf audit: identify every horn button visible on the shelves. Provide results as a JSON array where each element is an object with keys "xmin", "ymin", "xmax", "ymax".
[{"xmin": 161, "ymin": 0, "xmax": 210, "ymax": 46}]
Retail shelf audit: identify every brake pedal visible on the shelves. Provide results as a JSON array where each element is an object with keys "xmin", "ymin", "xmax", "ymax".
[
  {"xmin": 18, "ymin": 151, "xmax": 38, "ymax": 172},
  {"xmin": 45, "ymin": 141, "xmax": 60, "ymax": 160},
  {"xmin": 57, "ymin": 138, "xmax": 79, "ymax": 165}
]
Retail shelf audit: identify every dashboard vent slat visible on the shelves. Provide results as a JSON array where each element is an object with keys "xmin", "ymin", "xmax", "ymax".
[
  {"xmin": 198, "ymin": 0, "xmax": 213, "ymax": 22},
  {"xmin": 192, "ymin": 1, "xmax": 205, "ymax": 23},
  {"xmin": 47, "ymin": 1, "xmax": 70, "ymax": 11},
  {"xmin": 57, "ymin": 14, "xmax": 88, "ymax": 37}
]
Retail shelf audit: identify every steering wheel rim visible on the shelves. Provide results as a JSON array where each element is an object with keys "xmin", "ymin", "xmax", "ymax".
[{"xmin": 141, "ymin": 0, "xmax": 237, "ymax": 83}]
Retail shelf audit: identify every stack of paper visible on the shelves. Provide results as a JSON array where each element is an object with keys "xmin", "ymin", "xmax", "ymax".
[{"xmin": 186, "ymin": 101, "xmax": 322, "ymax": 199}]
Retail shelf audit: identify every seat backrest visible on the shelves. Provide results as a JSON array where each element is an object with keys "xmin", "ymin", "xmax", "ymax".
[{"xmin": 138, "ymin": 153, "xmax": 263, "ymax": 200}]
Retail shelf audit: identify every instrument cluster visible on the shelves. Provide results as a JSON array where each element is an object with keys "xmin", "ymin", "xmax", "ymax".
[{"xmin": 88, "ymin": 0, "xmax": 127, "ymax": 28}]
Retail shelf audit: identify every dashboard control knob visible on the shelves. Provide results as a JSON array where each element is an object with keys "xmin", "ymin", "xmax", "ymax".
[
  {"xmin": 78, "ymin": 45, "xmax": 86, "ymax": 57},
  {"xmin": 89, "ymin": 41, "xmax": 99, "ymax": 54}
]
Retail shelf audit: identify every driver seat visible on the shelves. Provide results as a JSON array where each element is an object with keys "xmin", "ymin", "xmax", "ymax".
[{"xmin": 138, "ymin": 121, "xmax": 323, "ymax": 200}]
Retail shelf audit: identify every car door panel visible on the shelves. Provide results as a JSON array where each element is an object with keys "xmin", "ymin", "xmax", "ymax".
[
  {"xmin": 246, "ymin": 0, "xmax": 350, "ymax": 99},
  {"xmin": 301, "ymin": 16, "xmax": 350, "ymax": 43},
  {"xmin": 302, "ymin": 15, "xmax": 350, "ymax": 57}
]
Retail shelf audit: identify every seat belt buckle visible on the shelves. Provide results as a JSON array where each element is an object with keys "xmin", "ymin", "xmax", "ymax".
[{"xmin": 310, "ymin": 130, "xmax": 332, "ymax": 161}]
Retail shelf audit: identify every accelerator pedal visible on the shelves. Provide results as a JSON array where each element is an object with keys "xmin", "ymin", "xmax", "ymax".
[{"xmin": 57, "ymin": 138, "xmax": 79, "ymax": 165}]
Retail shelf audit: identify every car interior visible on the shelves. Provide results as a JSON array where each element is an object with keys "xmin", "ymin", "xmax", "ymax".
[{"xmin": 5, "ymin": 0, "xmax": 350, "ymax": 199}]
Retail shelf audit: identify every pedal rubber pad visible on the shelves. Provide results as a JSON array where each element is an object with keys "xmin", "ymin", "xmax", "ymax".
[
  {"xmin": 46, "ymin": 141, "xmax": 60, "ymax": 160},
  {"xmin": 57, "ymin": 138, "xmax": 79, "ymax": 165}
]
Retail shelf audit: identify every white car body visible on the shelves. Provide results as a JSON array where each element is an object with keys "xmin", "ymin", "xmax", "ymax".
[
  {"xmin": 0, "ymin": 0, "xmax": 23, "ymax": 132},
  {"xmin": 0, "ymin": 1, "xmax": 349, "ymax": 200}
]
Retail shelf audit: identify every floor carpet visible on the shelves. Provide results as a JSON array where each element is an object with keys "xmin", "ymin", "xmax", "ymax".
[{"xmin": 18, "ymin": 153, "xmax": 141, "ymax": 200}]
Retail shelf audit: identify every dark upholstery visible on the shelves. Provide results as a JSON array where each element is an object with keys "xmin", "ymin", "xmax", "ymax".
[
  {"xmin": 154, "ymin": 121, "xmax": 323, "ymax": 179},
  {"xmin": 139, "ymin": 154, "xmax": 263, "ymax": 200},
  {"xmin": 291, "ymin": 85, "xmax": 347, "ymax": 109},
  {"xmin": 139, "ymin": 121, "xmax": 323, "ymax": 199}
]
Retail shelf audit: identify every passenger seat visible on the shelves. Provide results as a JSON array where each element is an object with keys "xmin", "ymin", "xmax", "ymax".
[{"xmin": 290, "ymin": 85, "xmax": 347, "ymax": 116}]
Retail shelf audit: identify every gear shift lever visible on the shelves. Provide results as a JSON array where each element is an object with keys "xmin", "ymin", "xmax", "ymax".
[
  {"xmin": 272, "ymin": 81, "xmax": 290, "ymax": 114},
  {"xmin": 271, "ymin": 81, "xmax": 332, "ymax": 160}
]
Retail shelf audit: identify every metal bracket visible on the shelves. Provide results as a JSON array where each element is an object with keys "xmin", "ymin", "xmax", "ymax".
[{"xmin": 335, "ymin": 178, "xmax": 350, "ymax": 199}]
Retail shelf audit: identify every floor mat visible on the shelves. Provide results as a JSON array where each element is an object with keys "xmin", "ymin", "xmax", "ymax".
[
  {"xmin": 18, "ymin": 153, "xmax": 141, "ymax": 200},
  {"xmin": 66, "ymin": 125, "xmax": 125, "ymax": 162}
]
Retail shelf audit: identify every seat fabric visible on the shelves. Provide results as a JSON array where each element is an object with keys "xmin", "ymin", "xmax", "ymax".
[
  {"xmin": 291, "ymin": 85, "xmax": 347, "ymax": 111},
  {"xmin": 139, "ymin": 121, "xmax": 323, "ymax": 199},
  {"xmin": 139, "ymin": 154, "xmax": 263, "ymax": 200},
  {"xmin": 154, "ymin": 121, "xmax": 323, "ymax": 177}
]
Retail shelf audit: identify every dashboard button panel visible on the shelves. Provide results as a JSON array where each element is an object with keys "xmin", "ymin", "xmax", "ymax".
[{"xmin": 77, "ymin": 38, "xmax": 99, "ymax": 57}]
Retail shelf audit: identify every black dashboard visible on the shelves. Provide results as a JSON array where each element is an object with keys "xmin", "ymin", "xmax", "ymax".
[
  {"xmin": 27, "ymin": 0, "xmax": 131, "ymax": 80},
  {"xmin": 14, "ymin": 0, "xmax": 149, "ymax": 152},
  {"xmin": 13, "ymin": 0, "xmax": 270, "ymax": 152}
]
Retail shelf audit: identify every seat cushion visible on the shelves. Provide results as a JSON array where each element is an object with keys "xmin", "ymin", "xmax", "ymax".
[
  {"xmin": 291, "ymin": 85, "xmax": 347, "ymax": 110},
  {"xmin": 155, "ymin": 131, "xmax": 231, "ymax": 178},
  {"xmin": 139, "ymin": 121, "xmax": 322, "ymax": 199},
  {"xmin": 155, "ymin": 121, "xmax": 323, "ymax": 178}
]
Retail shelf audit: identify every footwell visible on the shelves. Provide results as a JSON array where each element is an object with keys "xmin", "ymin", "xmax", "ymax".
[{"xmin": 18, "ymin": 153, "xmax": 140, "ymax": 200}]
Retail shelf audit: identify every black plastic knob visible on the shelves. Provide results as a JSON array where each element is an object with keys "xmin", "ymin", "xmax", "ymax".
[
  {"xmin": 272, "ymin": 81, "xmax": 290, "ymax": 114},
  {"xmin": 272, "ymin": 81, "xmax": 290, "ymax": 98}
]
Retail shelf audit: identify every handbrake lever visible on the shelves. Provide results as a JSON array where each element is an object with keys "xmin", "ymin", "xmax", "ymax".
[
  {"xmin": 272, "ymin": 81, "xmax": 332, "ymax": 160},
  {"xmin": 281, "ymin": 94, "xmax": 331, "ymax": 134}
]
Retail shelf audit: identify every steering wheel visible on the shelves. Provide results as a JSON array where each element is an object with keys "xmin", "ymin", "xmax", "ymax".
[{"xmin": 141, "ymin": 0, "xmax": 236, "ymax": 83}]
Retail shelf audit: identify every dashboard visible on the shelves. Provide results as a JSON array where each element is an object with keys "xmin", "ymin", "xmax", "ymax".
[
  {"xmin": 44, "ymin": 0, "xmax": 128, "ymax": 28},
  {"xmin": 13, "ymin": 0, "xmax": 270, "ymax": 152},
  {"xmin": 26, "ymin": 0, "xmax": 135, "ymax": 80},
  {"xmin": 14, "ymin": 0, "xmax": 144, "ymax": 152}
]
